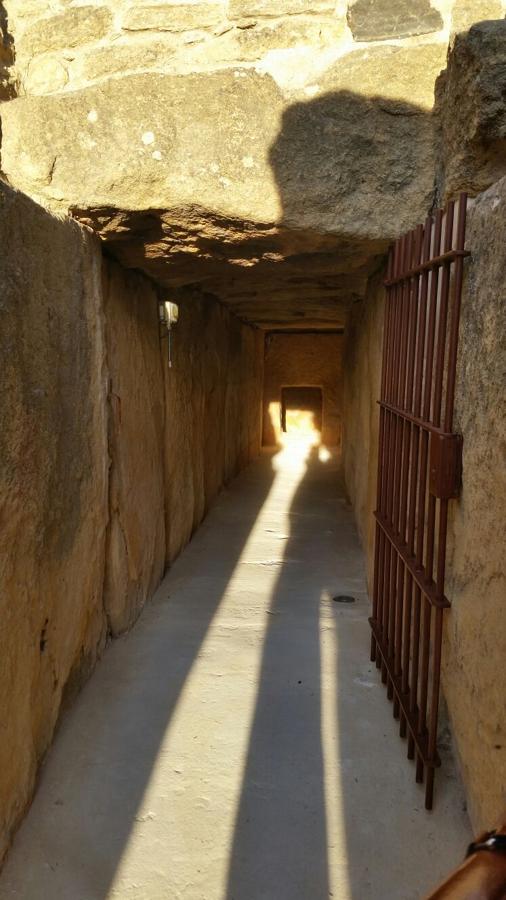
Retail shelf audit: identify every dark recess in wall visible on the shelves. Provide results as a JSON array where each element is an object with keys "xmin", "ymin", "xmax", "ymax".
[{"xmin": 0, "ymin": 2, "xmax": 15, "ymax": 100}]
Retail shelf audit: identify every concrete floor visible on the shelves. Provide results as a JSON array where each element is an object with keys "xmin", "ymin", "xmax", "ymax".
[{"xmin": 0, "ymin": 441, "xmax": 471, "ymax": 900}]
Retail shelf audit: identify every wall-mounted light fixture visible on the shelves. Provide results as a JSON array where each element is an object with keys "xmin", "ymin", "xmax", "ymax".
[{"xmin": 159, "ymin": 300, "xmax": 179, "ymax": 368}]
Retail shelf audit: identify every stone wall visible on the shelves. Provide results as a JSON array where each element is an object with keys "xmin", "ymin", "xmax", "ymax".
[
  {"xmin": 163, "ymin": 290, "xmax": 264, "ymax": 563},
  {"xmin": 435, "ymin": 20, "xmax": 506, "ymax": 202},
  {"xmin": 0, "ymin": 181, "xmax": 263, "ymax": 863},
  {"xmin": 0, "ymin": 182, "xmax": 109, "ymax": 864},
  {"xmin": 3, "ymin": 0, "xmax": 503, "ymax": 98},
  {"xmin": 443, "ymin": 179, "xmax": 506, "ymax": 829},
  {"xmin": 342, "ymin": 185, "xmax": 506, "ymax": 830},
  {"xmin": 263, "ymin": 332, "xmax": 343, "ymax": 447},
  {"xmin": 102, "ymin": 261, "xmax": 167, "ymax": 637},
  {"xmin": 342, "ymin": 272, "xmax": 384, "ymax": 589},
  {"xmin": 341, "ymin": 27, "xmax": 506, "ymax": 829}
]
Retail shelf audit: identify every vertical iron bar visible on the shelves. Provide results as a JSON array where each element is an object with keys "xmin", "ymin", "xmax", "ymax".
[
  {"xmin": 370, "ymin": 194, "xmax": 468, "ymax": 807},
  {"xmin": 403, "ymin": 218, "xmax": 431, "ymax": 745},
  {"xmin": 418, "ymin": 201, "xmax": 455, "ymax": 790},
  {"xmin": 388, "ymin": 234, "xmax": 412, "ymax": 703},
  {"xmin": 409, "ymin": 210, "xmax": 443, "ymax": 767},
  {"xmin": 384, "ymin": 236, "xmax": 406, "ymax": 688},
  {"xmin": 425, "ymin": 194, "xmax": 467, "ymax": 809},
  {"xmin": 393, "ymin": 229, "xmax": 420, "ymax": 720},
  {"xmin": 444, "ymin": 193, "xmax": 468, "ymax": 433},
  {"xmin": 397, "ymin": 224, "xmax": 423, "ymax": 731},
  {"xmin": 372, "ymin": 249, "xmax": 395, "ymax": 662}
]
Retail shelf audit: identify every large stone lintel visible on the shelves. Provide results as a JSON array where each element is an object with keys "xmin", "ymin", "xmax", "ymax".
[{"xmin": 1, "ymin": 53, "xmax": 439, "ymax": 325}]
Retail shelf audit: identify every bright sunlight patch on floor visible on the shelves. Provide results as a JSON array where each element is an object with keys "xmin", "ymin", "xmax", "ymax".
[
  {"xmin": 268, "ymin": 399, "xmax": 322, "ymax": 448},
  {"xmin": 320, "ymin": 606, "xmax": 352, "ymax": 899},
  {"xmin": 0, "ymin": 445, "xmax": 470, "ymax": 900},
  {"xmin": 109, "ymin": 438, "xmax": 315, "ymax": 899}
]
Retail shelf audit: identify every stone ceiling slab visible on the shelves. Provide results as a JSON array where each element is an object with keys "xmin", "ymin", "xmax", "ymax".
[{"xmin": 0, "ymin": 48, "xmax": 440, "ymax": 326}]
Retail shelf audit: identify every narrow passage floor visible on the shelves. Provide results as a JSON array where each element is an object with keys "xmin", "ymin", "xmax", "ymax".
[{"xmin": 1, "ymin": 442, "xmax": 470, "ymax": 900}]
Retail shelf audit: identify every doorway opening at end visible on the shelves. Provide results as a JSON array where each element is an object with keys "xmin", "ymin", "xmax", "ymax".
[{"xmin": 281, "ymin": 386, "xmax": 323, "ymax": 443}]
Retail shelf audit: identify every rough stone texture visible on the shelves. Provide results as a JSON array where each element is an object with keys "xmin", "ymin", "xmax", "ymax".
[
  {"xmin": 173, "ymin": 15, "xmax": 347, "ymax": 68},
  {"xmin": 0, "ymin": 3, "xmax": 15, "ymax": 100},
  {"xmin": 443, "ymin": 179, "xmax": 506, "ymax": 830},
  {"xmin": 436, "ymin": 21, "xmax": 506, "ymax": 201},
  {"xmin": 229, "ymin": 0, "xmax": 337, "ymax": 16},
  {"xmin": 24, "ymin": 54, "xmax": 69, "ymax": 94},
  {"xmin": 317, "ymin": 42, "xmax": 446, "ymax": 111},
  {"xmin": 3, "ymin": 0, "xmax": 501, "ymax": 105},
  {"xmin": 451, "ymin": 0, "xmax": 504, "ymax": 35},
  {"xmin": 123, "ymin": 2, "xmax": 225, "ymax": 32},
  {"xmin": 0, "ymin": 1, "xmax": 461, "ymax": 332},
  {"xmin": 19, "ymin": 6, "xmax": 112, "ymax": 56},
  {"xmin": 163, "ymin": 291, "xmax": 264, "ymax": 562},
  {"xmin": 0, "ymin": 181, "xmax": 263, "ymax": 864},
  {"xmin": 347, "ymin": 0, "xmax": 443, "ymax": 41},
  {"xmin": 342, "ymin": 186, "xmax": 506, "ymax": 831},
  {"xmin": 342, "ymin": 272, "xmax": 384, "ymax": 591},
  {"xmin": 102, "ymin": 262, "xmax": 166, "ymax": 637},
  {"xmin": 262, "ymin": 332, "xmax": 343, "ymax": 447},
  {"xmin": 4, "ymin": 0, "xmax": 501, "ymax": 102},
  {"xmin": 2, "ymin": 0, "xmax": 352, "ymax": 96},
  {"xmin": 0, "ymin": 182, "xmax": 109, "ymax": 864},
  {"xmin": 78, "ymin": 39, "xmax": 178, "ymax": 84},
  {"xmin": 0, "ymin": 44, "xmax": 442, "ymax": 328}
]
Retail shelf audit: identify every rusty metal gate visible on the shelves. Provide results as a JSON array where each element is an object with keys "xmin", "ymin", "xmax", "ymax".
[{"xmin": 370, "ymin": 193, "xmax": 469, "ymax": 809}]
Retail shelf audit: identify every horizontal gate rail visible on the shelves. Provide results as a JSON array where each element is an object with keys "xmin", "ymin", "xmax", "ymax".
[{"xmin": 370, "ymin": 193, "xmax": 469, "ymax": 810}]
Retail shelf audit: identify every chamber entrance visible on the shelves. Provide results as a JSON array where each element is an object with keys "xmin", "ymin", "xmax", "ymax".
[{"xmin": 281, "ymin": 386, "xmax": 323, "ymax": 438}]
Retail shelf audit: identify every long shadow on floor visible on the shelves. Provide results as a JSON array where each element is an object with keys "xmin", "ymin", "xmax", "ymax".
[
  {"xmin": 0, "ymin": 459, "xmax": 276, "ymax": 899},
  {"xmin": 226, "ymin": 446, "xmax": 337, "ymax": 900},
  {"xmin": 226, "ymin": 446, "xmax": 470, "ymax": 900}
]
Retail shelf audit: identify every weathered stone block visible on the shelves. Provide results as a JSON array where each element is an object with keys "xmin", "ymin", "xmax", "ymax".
[
  {"xmin": 228, "ymin": 0, "xmax": 336, "ymax": 17},
  {"xmin": 436, "ymin": 20, "xmax": 506, "ymax": 199},
  {"xmin": 0, "ymin": 69, "xmax": 284, "ymax": 218},
  {"xmin": 25, "ymin": 55, "xmax": 69, "ymax": 94},
  {"xmin": 80, "ymin": 40, "xmax": 178, "ymax": 82},
  {"xmin": 0, "ymin": 42, "xmax": 439, "ymax": 327},
  {"xmin": 102, "ymin": 262, "xmax": 166, "ymax": 636},
  {"xmin": 19, "ymin": 6, "xmax": 112, "ymax": 56},
  {"xmin": 178, "ymin": 16, "xmax": 346, "ymax": 66},
  {"xmin": 122, "ymin": 3, "xmax": 224, "ymax": 32},
  {"xmin": 0, "ymin": 177, "xmax": 264, "ymax": 865},
  {"xmin": 320, "ymin": 42, "xmax": 446, "ymax": 111},
  {"xmin": 4, "ymin": 0, "xmax": 53, "ymax": 18},
  {"xmin": 163, "ymin": 291, "xmax": 263, "ymax": 562},
  {"xmin": 451, "ymin": 0, "xmax": 504, "ymax": 35},
  {"xmin": 239, "ymin": 15, "xmax": 346, "ymax": 53},
  {"xmin": 443, "ymin": 175, "xmax": 506, "ymax": 829},
  {"xmin": 347, "ymin": 0, "xmax": 443, "ymax": 40},
  {"xmin": 0, "ymin": 181, "xmax": 109, "ymax": 864},
  {"xmin": 342, "ymin": 267, "xmax": 384, "ymax": 589}
]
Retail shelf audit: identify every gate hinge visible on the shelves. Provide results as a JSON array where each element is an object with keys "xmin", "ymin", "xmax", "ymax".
[{"xmin": 429, "ymin": 432, "xmax": 463, "ymax": 499}]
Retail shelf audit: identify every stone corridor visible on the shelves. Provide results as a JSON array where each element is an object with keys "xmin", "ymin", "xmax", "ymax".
[{"xmin": 0, "ymin": 441, "xmax": 470, "ymax": 900}]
